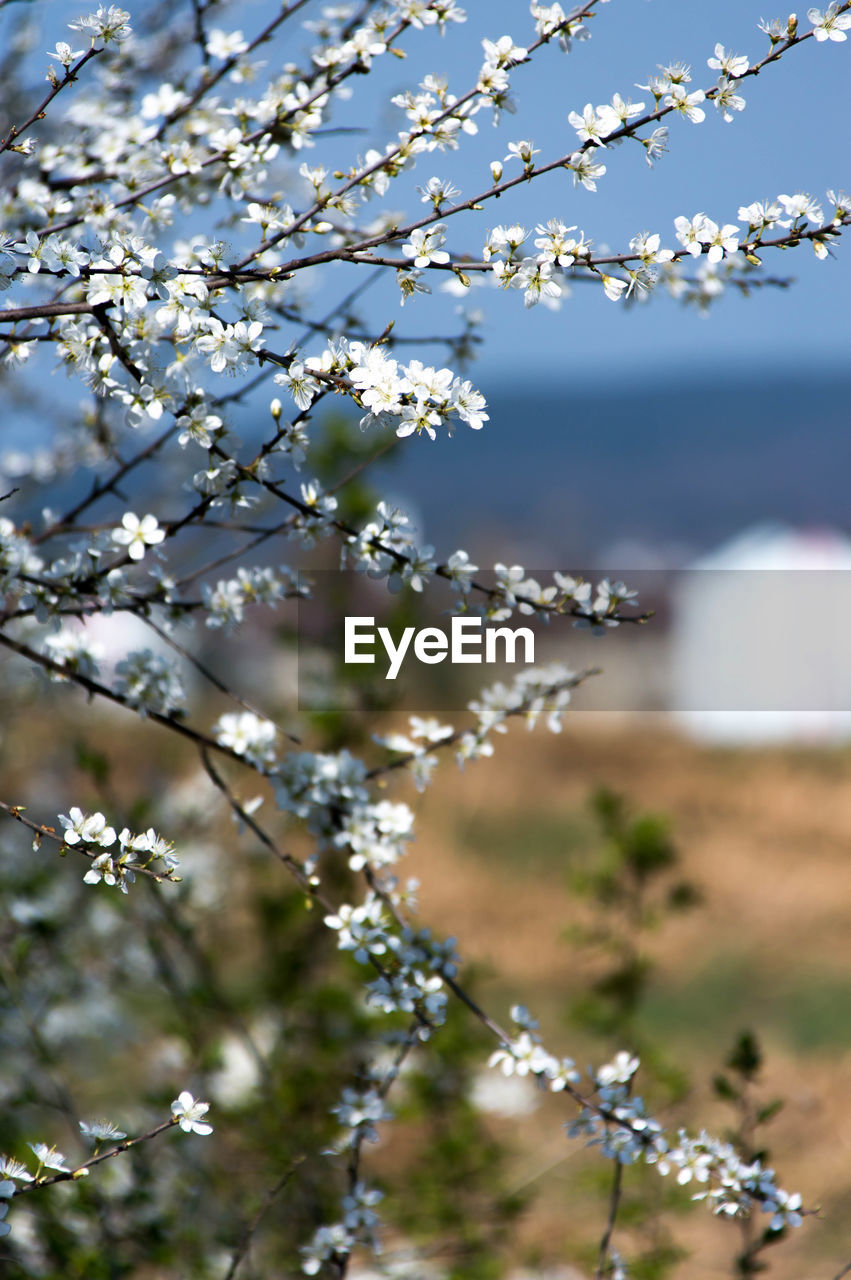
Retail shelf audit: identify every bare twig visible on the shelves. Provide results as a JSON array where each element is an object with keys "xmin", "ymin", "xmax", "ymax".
[{"xmin": 222, "ymin": 1157, "xmax": 307, "ymax": 1280}]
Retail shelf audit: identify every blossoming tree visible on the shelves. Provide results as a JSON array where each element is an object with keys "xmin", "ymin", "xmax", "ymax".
[{"xmin": 0, "ymin": 1, "xmax": 849, "ymax": 1276}]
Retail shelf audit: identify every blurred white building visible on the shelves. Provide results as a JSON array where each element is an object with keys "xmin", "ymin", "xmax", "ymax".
[{"xmin": 670, "ymin": 523, "xmax": 851, "ymax": 743}]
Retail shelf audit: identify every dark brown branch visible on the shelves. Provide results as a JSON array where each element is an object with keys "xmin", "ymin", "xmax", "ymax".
[{"xmin": 0, "ymin": 46, "xmax": 102, "ymax": 155}]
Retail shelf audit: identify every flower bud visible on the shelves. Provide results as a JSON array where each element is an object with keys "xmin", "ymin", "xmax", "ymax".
[
  {"xmin": 270, "ymin": 398, "xmax": 282, "ymax": 421},
  {"xmin": 490, "ymin": 160, "xmax": 503, "ymax": 185}
]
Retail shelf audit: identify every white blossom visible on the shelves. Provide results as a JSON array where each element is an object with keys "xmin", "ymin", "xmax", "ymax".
[
  {"xmin": 665, "ymin": 84, "xmax": 706, "ymax": 123},
  {"xmin": 171, "ymin": 1092, "xmax": 213, "ymax": 1135},
  {"xmin": 401, "ymin": 224, "xmax": 450, "ymax": 267},
  {"xmin": 570, "ymin": 150, "xmax": 606, "ymax": 190},
  {"xmin": 504, "ymin": 138, "xmax": 541, "ymax": 166},
  {"xmin": 714, "ymin": 78, "xmax": 747, "ymax": 122},
  {"xmin": 643, "ymin": 126, "xmax": 669, "ymax": 166},
  {"xmin": 114, "ymin": 649, "xmax": 186, "ymax": 716},
  {"xmin": 445, "ymin": 549, "xmax": 478, "ymax": 592},
  {"xmin": 79, "ymin": 1120, "xmax": 127, "ymax": 1144},
  {"xmin": 778, "ymin": 191, "xmax": 824, "ymax": 223},
  {"xmin": 568, "ymin": 104, "xmax": 611, "ymax": 146},
  {"xmin": 0, "ymin": 1157, "xmax": 33, "ymax": 1183},
  {"xmin": 214, "ymin": 711, "xmax": 278, "ymax": 767},
  {"xmin": 707, "ymin": 43, "xmax": 750, "ymax": 77},
  {"xmin": 28, "ymin": 1143, "xmax": 70, "ymax": 1172},
  {"xmin": 112, "ymin": 513, "xmax": 166, "ymax": 561},
  {"xmin": 601, "ymin": 273, "xmax": 628, "ymax": 301},
  {"xmin": 274, "ymin": 361, "xmax": 320, "ymax": 410},
  {"xmin": 59, "ymin": 808, "xmax": 116, "ymax": 847},
  {"xmin": 808, "ymin": 3, "xmax": 851, "ymax": 40},
  {"xmin": 481, "ymin": 34, "xmax": 527, "ymax": 67},
  {"xmin": 48, "ymin": 41, "xmax": 84, "ymax": 66},
  {"xmin": 206, "ymin": 28, "xmax": 249, "ymax": 59},
  {"xmin": 68, "ymin": 6, "xmax": 132, "ymax": 44}
]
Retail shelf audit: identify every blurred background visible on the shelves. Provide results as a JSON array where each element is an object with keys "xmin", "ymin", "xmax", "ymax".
[{"xmin": 2, "ymin": 3, "xmax": 851, "ymax": 1278}]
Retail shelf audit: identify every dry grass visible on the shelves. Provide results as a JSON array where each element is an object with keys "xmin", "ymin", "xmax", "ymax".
[
  {"xmin": 7, "ymin": 685, "xmax": 851, "ymax": 1276},
  {"xmin": 400, "ymin": 717, "xmax": 851, "ymax": 1277}
]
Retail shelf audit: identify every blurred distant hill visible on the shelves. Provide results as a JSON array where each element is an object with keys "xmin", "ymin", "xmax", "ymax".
[
  {"xmin": 374, "ymin": 366, "xmax": 851, "ymax": 565},
  {"xmin": 8, "ymin": 366, "xmax": 848, "ymax": 568}
]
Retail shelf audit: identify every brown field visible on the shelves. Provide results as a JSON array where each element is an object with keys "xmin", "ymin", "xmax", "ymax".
[
  {"xmin": 400, "ymin": 716, "xmax": 851, "ymax": 1278},
  {"xmin": 6, "ymin": 686, "xmax": 851, "ymax": 1278}
]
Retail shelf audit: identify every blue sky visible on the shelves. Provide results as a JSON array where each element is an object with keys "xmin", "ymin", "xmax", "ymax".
[
  {"xmin": 347, "ymin": 0, "xmax": 851, "ymax": 387},
  {"xmin": 4, "ymin": 0, "xmax": 848, "ymax": 404}
]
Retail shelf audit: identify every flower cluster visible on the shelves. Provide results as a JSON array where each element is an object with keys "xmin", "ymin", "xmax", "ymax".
[
  {"xmin": 114, "ymin": 648, "xmax": 186, "ymax": 716},
  {"xmin": 214, "ymin": 711, "xmax": 278, "ymax": 769},
  {"xmin": 374, "ymin": 716, "xmax": 454, "ymax": 791},
  {"xmin": 299, "ymin": 1174, "xmax": 384, "ymax": 1275},
  {"xmin": 482, "ymin": 1017, "xmax": 808, "ymax": 1229},
  {"xmin": 344, "ymin": 500, "xmax": 436, "ymax": 589},
  {"xmin": 274, "ymin": 338, "xmax": 489, "ymax": 441},
  {"xmin": 0, "ymin": 1088, "xmax": 208, "ymax": 1241},
  {"xmin": 331, "ymin": 1087, "xmax": 392, "ymax": 1146},
  {"xmin": 336, "ymin": 800, "xmax": 415, "ymax": 871},
  {"xmin": 43, "ymin": 627, "xmax": 104, "ymax": 681},
  {"xmin": 488, "ymin": 1006, "xmax": 580, "ymax": 1092},
  {"xmin": 202, "ymin": 565, "xmax": 303, "ymax": 630},
  {"xmin": 68, "ymin": 6, "xmax": 132, "ymax": 44},
  {"xmin": 58, "ymin": 808, "xmax": 179, "ymax": 890},
  {"xmin": 0, "ymin": 518, "xmax": 43, "ymax": 593}
]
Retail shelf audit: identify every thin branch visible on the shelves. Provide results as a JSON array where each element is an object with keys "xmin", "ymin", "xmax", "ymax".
[
  {"xmin": 222, "ymin": 1157, "xmax": 307, "ymax": 1280},
  {"xmin": 0, "ymin": 46, "xmax": 102, "ymax": 155},
  {"xmin": 36, "ymin": 420, "xmax": 179, "ymax": 541},
  {"xmin": 594, "ymin": 1158, "xmax": 624, "ymax": 1280},
  {"xmin": 189, "ymin": 0, "xmax": 211, "ymax": 68},
  {"xmin": 155, "ymin": 0, "xmax": 313, "ymax": 141},
  {"xmin": 0, "ymin": 799, "xmax": 178, "ymax": 885},
  {"xmin": 10, "ymin": 1120, "xmax": 179, "ymax": 1197},
  {"xmin": 365, "ymin": 668, "xmax": 601, "ymax": 781},
  {"xmin": 36, "ymin": 1, "xmax": 441, "ymax": 234},
  {"xmin": 0, "ymin": 301, "xmax": 94, "ymax": 322},
  {"xmin": 0, "ymin": 629, "xmax": 253, "ymax": 768},
  {"xmin": 200, "ymin": 728, "xmax": 680, "ymax": 1149},
  {"xmin": 141, "ymin": 610, "xmax": 302, "ymax": 745},
  {"xmin": 234, "ymin": 0, "xmax": 605, "ymax": 268}
]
